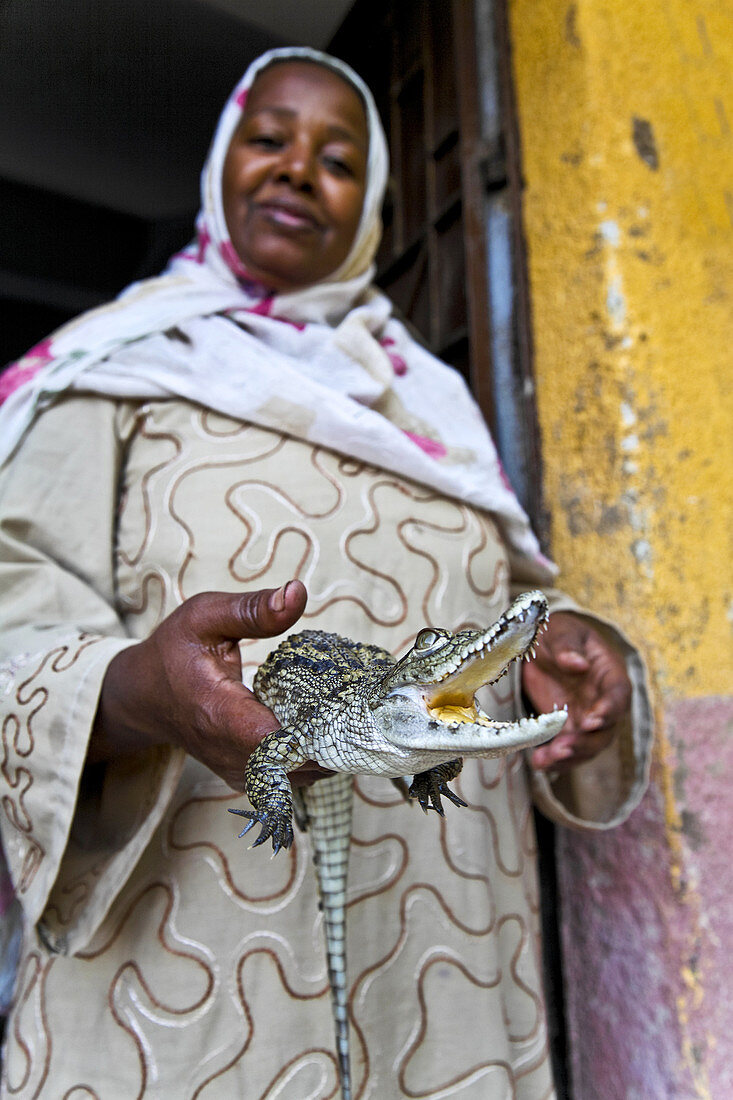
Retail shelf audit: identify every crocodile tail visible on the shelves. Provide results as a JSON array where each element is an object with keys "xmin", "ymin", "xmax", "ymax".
[{"xmin": 303, "ymin": 773, "xmax": 355, "ymax": 1100}]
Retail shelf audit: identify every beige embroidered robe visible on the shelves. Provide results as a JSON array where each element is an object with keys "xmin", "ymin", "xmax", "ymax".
[{"xmin": 0, "ymin": 396, "xmax": 651, "ymax": 1099}]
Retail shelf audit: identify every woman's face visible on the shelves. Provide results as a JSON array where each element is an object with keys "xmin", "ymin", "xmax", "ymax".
[{"xmin": 222, "ymin": 61, "xmax": 369, "ymax": 292}]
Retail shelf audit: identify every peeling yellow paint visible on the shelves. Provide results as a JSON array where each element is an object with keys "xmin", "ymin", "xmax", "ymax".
[
  {"xmin": 675, "ymin": 991, "xmax": 712, "ymax": 1100},
  {"xmin": 508, "ymin": 1, "xmax": 732, "ymax": 1089},
  {"xmin": 654, "ymin": 695, "xmax": 711, "ymax": 1094},
  {"xmin": 508, "ymin": 0, "xmax": 733, "ymax": 697}
]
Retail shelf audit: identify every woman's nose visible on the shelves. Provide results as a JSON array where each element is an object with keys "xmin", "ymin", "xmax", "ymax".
[{"xmin": 275, "ymin": 142, "xmax": 316, "ymax": 190}]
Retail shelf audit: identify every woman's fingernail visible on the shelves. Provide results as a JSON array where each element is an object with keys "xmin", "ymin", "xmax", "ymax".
[{"xmin": 269, "ymin": 584, "xmax": 288, "ymax": 612}]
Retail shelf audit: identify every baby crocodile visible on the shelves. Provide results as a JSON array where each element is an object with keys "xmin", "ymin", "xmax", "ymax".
[{"xmin": 230, "ymin": 590, "xmax": 567, "ymax": 1100}]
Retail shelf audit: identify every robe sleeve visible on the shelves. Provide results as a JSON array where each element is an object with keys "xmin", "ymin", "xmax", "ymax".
[
  {"xmin": 0, "ymin": 396, "xmax": 185, "ymax": 955},
  {"xmin": 510, "ymin": 581, "xmax": 653, "ymax": 831}
]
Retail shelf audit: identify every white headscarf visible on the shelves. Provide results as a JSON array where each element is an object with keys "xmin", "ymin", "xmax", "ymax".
[{"xmin": 0, "ymin": 47, "xmax": 555, "ymax": 582}]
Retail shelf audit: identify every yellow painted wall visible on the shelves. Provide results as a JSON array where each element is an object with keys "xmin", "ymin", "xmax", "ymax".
[{"xmin": 507, "ymin": 0, "xmax": 733, "ymax": 697}]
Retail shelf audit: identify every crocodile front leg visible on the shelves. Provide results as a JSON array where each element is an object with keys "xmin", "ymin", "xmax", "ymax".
[
  {"xmin": 409, "ymin": 759, "xmax": 467, "ymax": 815},
  {"xmin": 229, "ymin": 726, "xmax": 309, "ymax": 854}
]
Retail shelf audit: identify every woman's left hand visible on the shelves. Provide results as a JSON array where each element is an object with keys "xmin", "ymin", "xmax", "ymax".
[{"xmin": 523, "ymin": 612, "xmax": 632, "ymax": 774}]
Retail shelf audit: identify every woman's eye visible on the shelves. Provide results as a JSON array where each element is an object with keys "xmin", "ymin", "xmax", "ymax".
[
  {"xmin": 249, "ymin": 134, "xmax": 284, "ymax": 150},
  {"xmin": 323, "ymin": 156, "xmax": 355, "ymax": 178}
]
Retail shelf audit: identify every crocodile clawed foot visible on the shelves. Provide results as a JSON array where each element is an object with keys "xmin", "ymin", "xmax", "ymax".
[
  {"xmin": 228, "ymin": 807, "xmax": 294, "ymax": 854},
  {"xmin": 408, "ymin": 770, "xmax": 468, "ymax": 815}
]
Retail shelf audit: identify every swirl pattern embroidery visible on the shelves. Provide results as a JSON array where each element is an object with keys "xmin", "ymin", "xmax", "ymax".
[{"xmin": 2, "ymin": 403, "xmax": 553, "ymax": 1099}]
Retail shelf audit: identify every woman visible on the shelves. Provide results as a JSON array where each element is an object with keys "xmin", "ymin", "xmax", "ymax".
[{"xmin": 0, "ymin": 48, "xmax": 651, "ymax": 1098}]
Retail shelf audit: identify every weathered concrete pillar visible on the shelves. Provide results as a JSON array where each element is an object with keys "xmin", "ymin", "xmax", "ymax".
[{"xmin": 507, "ymin": 1, "xmax": 733, "ymax": 1095}]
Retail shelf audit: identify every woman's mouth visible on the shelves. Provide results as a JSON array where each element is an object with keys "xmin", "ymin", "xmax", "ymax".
[{"xmin": 257, "ymin": 201, "xmax": 321, "ymax": 232}]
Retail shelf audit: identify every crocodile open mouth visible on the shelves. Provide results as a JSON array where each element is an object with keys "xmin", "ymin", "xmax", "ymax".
[
  {"xmin": 426, "ymin": 700, "xmax": 499, "ymax": 727},
  {"xmin": 421, "ymin": 604, "xmax": 548, "ymax": 721},
  {"xmin": 378, "ymin": 590, "xmax": 564, "ymax": 750}
]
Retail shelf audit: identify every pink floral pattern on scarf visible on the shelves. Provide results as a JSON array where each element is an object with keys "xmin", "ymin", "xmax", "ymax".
[
  {"xmin": 403, "ymin": 430, "xmax": 448, "ymax": 459},
  {"xmin": 379, "ymin": 336, "xmax": 408, "ymax": 376},
  {"xmin": 0, "ymin": 338, "xmax": 55, "ymax": 405}
]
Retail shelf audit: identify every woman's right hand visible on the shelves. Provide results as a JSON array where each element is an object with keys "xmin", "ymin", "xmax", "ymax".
[{"xmin": 90, "ymin": 581, "xmax": 330, "ymax": 790}]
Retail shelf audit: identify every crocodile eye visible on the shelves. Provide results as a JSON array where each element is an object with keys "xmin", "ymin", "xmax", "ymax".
[{"xmin": 413, "ymin": 628, "xmax": 449, "ymax": 653}]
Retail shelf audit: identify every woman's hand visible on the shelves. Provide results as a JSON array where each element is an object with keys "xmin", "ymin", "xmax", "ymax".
[
  {"xmin": 91, "ymin": 581, "xmax": 331, "ymax": 790},
  {"xmin": 523, "ymin": 612, "xmax": 632, "ymax": 774}
]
